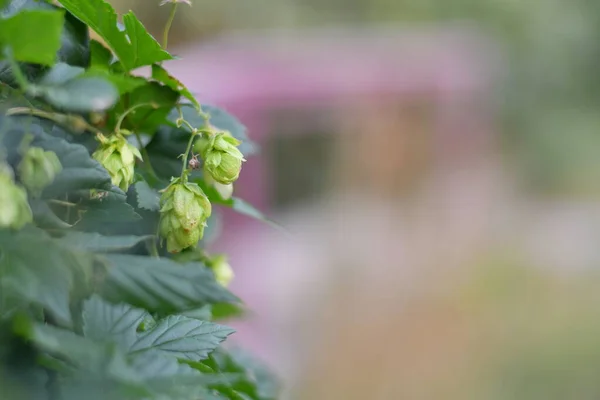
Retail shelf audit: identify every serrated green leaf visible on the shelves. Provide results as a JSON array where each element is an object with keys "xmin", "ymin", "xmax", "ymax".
[
  {"xmin": 130, "ymin": 315, "xmax": 234, "ymax": 361},
  {"xmin": 100, "ymin": 254, "xmax": 239, "ymax": 314},
  {"xmin": 58, "ymin": 0, "xmax": 172, "ymax": 71},
  {"xmin": 134, "ymin": 180, "xmax": 160, "ymax": 211},
  {"xmin": 152, "ymin": 64, "xmax": 200, "ymax": 110},
  {"xmin": 0, "ymin": 228, "xmax": 78, "ymax": 325},
  {"xmin": 55, "ymin": 231, "xmax": 152, "ymax": 253},
  {"xmin": 81, "ymin": 297, "xmax": 233, "ymax": 395},
  {"xmin": 0, "ymin": 9, "xmax": 64, "ymax": 66},
  {"xmin": 83, "ymin": 295, "xmax": 148, "ymax": 349},
  {"xmin": 180, "ymin": 305, "xmax": 213, "ymax": 321}
]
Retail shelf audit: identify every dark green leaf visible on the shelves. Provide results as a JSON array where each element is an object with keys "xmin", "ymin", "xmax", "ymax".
[
  {"xmin": 77, "ymin": 195, "xmax": 142, "ymax": 227},
  {"xmin": 58, "ymin": 0, "xmax": 172, "ymax": 71},
  {"xmin": 0, "ymin": 228, "xmax": 80, "ymax": 325},
  {"xmin": 146, "ymin": 123, "xmax": 191, "ymax": 179},
  {"xmin": 208, "ymin": 348, "xmax": 280, "ymax": 400},
  {"xmin": 89, "ymin": 39, "xmax": 113, "ymax": 69},
  {"xmin": 55, "ymin": 231, "xmax": 152, "ymax": 253},
  {"xmin": 59, "ymin": 9, "xmax": 90, "ymax": 67},
  {"xmin": 211, "ymin": 303, "xmax": 247, "ymax": 321},
  {"xmin": 84, "ymin": 68, "xmax": 146, "ymax": 95},
  {"xmin": 100, "ymin": 254, "xmax": 239, "ymax": 314},
  {"xmin": 13, "ymin": 315, "xmax": 110, "ymax": 366},
  {"xmin": 33, "ymin": 131, "xmax": 117, "ymax": 198},
  {"xmin": 130, "ymin": 315, "xmax": 234, "ymax": 361},
  {"xmin": 38, "ymin": 63, "xmax": 84, "ymax": 86},
  {"xmin": 112, "ymin": 81, "xmax": 179, "ymax": 132},
  {"xmin": 0, "ymin": 9, "xmax": 64, "ymax": 65},
  {"xmin": 134, "ymin": 180, "xmax": 160, "ymax": 211},
  {"xmin": 29, "ymin": 198, "xmax": 72, "ymax": 229},
  {"xmin": 34, "ymin": 76, "xmax": 118, "ymax": 113},
  {"xmin": 152, "ymin": 64, "xmax": 200, "ymax": 110}
]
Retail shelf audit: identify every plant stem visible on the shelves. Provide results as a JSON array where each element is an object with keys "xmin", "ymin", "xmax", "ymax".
[
  {"xmin": 180, "ymin": 132, "xmax": 196, "ymax": 179},
  {"xmin": 162, "ymin": 3, "xmax": 178, "ymax": 50},
  {"xmin": 115, "ymin": 103, "xmax": 156, "ymax": 133},
  {"xmin": 133, "ymin": 130, "xmax": 159, "ymax": 179},
  {"xmin": 6, "ymin": 107, "xmax": 102, "ymax": 134}
]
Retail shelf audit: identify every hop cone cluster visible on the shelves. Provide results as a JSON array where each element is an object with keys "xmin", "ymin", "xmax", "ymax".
[
  {"xmin": 0, "ymin": 168, "xmax": 32, "ymax": 229},
  {"xmin": 18, "ymin": 147, "xmax": 62, "ymax": 197},
  {"xmin": 93, "ymin": 134, "xmax": 141, "ymax": 192},
  {"xmin": 159, "ymin": 178, "xmax": 212, "ymax": 253},
  {"xmin": 194, "ymin": 131, "xmax": 244, "ymax": 185}
]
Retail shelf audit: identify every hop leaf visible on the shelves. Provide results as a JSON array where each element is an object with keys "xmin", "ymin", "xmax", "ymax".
[
  {"xmin": 92, "ymin": 134, "xmax": 142, "ymax": 192},
  {"xmin": 17, "ymin": 147, "xmax": 62, "ymax": 197},
  {"xmin": 0, "ymin": 168, "xmax": 32, "ymax": 230},
  {"xmin": 158, "ymin": 178, "xmax": 212, "ymax": 253},
  {"xmin": 194, "ymin": 131, "xmax": 245, "ymax": 185}
]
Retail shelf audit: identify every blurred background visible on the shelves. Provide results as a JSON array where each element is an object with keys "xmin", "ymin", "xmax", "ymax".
[{"xmin": 116, "ymin": 0, "xmax": 600, "ymax": 398}]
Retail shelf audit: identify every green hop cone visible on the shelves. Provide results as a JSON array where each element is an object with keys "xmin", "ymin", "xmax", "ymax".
[
  {"xmin": 209, "ymin": 254, "xmax": 234, "ymax": 287},
  {"xmin": 0, "ymin": 169, "xmax": 32, "ymax": 229},
  {"xmin": 93, "ymin": 134, "xmax": 142, "ymax": 192},
  {"xmin": 203, "ymin": 166, "xmax": 234, "ymax": 200},
  {"xmin": 158, "ymin": 178, "xmax": 212, "ymax": 253},
  {"xmin": 17, "ymin": 147, "xmax": 62, "ymax": 197},
  {"xmin": 194, "ymin": 131, "xmax": 245, "ymax": 185}
]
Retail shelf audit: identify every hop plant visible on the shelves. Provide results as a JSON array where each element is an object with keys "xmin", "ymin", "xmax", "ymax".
[
  {"xmin": 208, "ymin": 254, "xmax": 235, "ymax": 287},
  {"xmin": 93, "ymin": 134, "xmax": 142, "ymax": 192},
  {"xmin": 158, "ymin": 178, "xmax": 212, "ymax": 253},
  {"xmin": 17, "ymin": 147, "xmax": 62, "ymax": 197},
  {"xmin": 0, "ymin": 167, "xmax": 32, "ymax": 229},
  {"xmin": 194, "ymin": 131, "xmax": 245, "ymax": 185}
]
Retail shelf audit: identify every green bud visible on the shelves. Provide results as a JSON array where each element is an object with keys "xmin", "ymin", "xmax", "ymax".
[
  {"xmin": 209, "ymin": 254, "xmax": 234, "ymax": 287},
  {"xmin": 17, "ymin": 147, "xmax": 62, "ymax": 197},
  {"xmin": 93, "ymin": 134, "xmax": 142, "ymax": 192},
  {"xmin": 158, "ymin": 178, "xmax": 212, "ymax": 253},
  {"xmin": 194, "ymin": 131, "xmax": 244, "ymax": 185},
  {"xmin": 0, "ymin": 170, "xmax": 32, "ymax": 229},
  {"xmin": 204, "ymin": 168, "xmax": 234, "ymax": 200}
]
